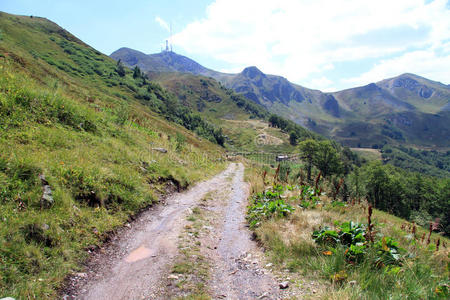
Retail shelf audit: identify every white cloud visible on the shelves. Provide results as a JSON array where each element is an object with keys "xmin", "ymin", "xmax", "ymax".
[
  {"xmin": 172, "ymin": 0, "xmax": 450, "ymax": 89},
  {"xmin": 308, "ymin": 76, "xmax": 336, "ymax": 92},
  {"xmin": 344, "ymin": 49, "xmax": 450, "ymax": 86},
  {"xmin": 155, "ymin": 16, "xmax": 170, "ymax": 32}
]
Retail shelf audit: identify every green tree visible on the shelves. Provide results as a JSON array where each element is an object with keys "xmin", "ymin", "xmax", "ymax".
[
  {"xmin": 365, "ymin": 162, "xmax": 389, "ymax": 209},
  {"xmin": 347, "ymin": 167, "xmax": 366, "ymax": 203},
  {"xmin": 364, "ymin": 162, "xmax": 409, "ymax": 218},
  {"xmin": 133, "ymin": 66, "xmax": 142, "ymax": 79},
  {"xmin": 116, "ymin": 59, "xmax": 126, "ymax": 77},
  {"xmin": 298, "ymin": 139, "xmax": 319, "ymax": 181},
  {"xmin": 312, "ymin": 140, "xmax": 342, "ymax": 177},
  {"xmin": 289, "ymin": 131, "xmax": 298, "ymax": 146}
]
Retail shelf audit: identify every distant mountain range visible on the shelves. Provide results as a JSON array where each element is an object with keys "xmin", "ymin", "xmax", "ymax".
[{"xmin": 111, "ymin": 47, "xmax": 450, "ymax": 148}]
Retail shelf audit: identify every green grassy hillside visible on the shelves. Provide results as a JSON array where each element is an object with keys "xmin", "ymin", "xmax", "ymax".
[
  {"xmin": 0, "ymin": 12, "xmax": 226, "ymax": 298},
  {"xmin": 149, "ymin": 72, "xmax": 315, "ymax": 153},
  {"xmin": 148, "ymin": 72, "xmax": 267, "ymax": 121}
]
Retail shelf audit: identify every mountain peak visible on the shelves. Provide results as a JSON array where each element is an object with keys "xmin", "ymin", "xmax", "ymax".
[
  {"xmin": 398, "ymin": 72, "xmax": 418, "ymax": 78},
  {"xmin": 241, "ymin": 66, "xmax": 265, "ymax": 79},
  {"xmin": 110, "ymin": 47, "xmax": 218, "ymax": 76},
  {"xmin": 111, "ymin": 47, "xmax": 143, "ymax": 56}
]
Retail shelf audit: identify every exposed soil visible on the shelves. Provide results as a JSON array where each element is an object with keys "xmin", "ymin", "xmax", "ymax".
[
  {"xmin": 63, "ymin": 163, "xmax": 286, "ymax": 300},
  {"xmin": 256, "ymin": 132, "xmax": 284, "ymax": 146}
]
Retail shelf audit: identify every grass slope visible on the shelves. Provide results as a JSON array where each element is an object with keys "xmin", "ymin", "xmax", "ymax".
[
  {"xmin": 149, "ymin": 72, "xmax": 301, "ymax": 153},
  {"xmin": 0, "ymin": 12, "xmax": 225, "ymax": 298}
]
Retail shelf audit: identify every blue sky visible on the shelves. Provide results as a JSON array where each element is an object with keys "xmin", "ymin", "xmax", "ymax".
[{"xmin": 2, "ymin": 0, "xmax": 449, "ymax": 91}]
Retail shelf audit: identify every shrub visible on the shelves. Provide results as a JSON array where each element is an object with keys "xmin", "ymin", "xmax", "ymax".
[
  {"xmin": 298, "ymin": 185, "xmax": 322, "ymax": 209},
  {"xmin": 312, "ymin": 220, "xmax": 405, "ymax": 267},
  {"xmin": 175, "ymin": 133, "xmax": 186, "ymax": 152},
  {"xmin": 247, "ymin": 184, "xmax": 294, "ymax": 228},
  {"xmin": 374, "ymin": 237, "xmax": 404, "ymax": 267}
]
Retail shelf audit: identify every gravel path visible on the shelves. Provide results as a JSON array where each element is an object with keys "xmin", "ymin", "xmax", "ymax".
[
  {"xmin": 64, "ymin": 163, "xmax": 282, "ymax": 300},
  {"xmin": 208, "ymin": 163, "xmax": 280, "ymax": 299}
]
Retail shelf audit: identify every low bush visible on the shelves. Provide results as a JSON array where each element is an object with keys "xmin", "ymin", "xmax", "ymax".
[
  {"xmin": 247, "ymin": 184, "xmax": 294, "ymax": 228},
  {"xmin": 312, "ymin": 220, "xmax": 405, "ymax": 267}
]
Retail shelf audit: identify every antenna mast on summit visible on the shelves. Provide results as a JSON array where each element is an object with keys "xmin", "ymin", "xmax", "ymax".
[
  {"xmin": 170, "ymin": 22, "xmax": 173, "ymax": 52},
  {"xmin": 162, "ymin": 22, "xmax": 173, "ymax": 53}
]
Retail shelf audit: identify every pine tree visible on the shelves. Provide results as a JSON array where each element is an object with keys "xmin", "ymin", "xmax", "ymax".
[
  {"xmin": 116, "ymin": 59, "xmax": 126, "ymax": 77},
  {"xmin": 133, "ymin": 66, "xmax": 141, "ymax": 79}
]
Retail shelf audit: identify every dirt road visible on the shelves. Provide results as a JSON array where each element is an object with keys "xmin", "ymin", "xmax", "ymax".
[
  {"xmin": 208, "ymin": 163, "xmax": 279, "ymax": 299},
  {"xmin": 65, "ymin": 163, "xmax": 281, "ymax": 300}
]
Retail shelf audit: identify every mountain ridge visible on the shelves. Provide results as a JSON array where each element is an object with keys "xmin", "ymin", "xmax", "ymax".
[
  {"xmin": 110, "ymin": 48, "xmax": 449, "ymax": 99},
  {"xmin": 111, "ymin": 48, "xmax": 450, "ymax": 148}
]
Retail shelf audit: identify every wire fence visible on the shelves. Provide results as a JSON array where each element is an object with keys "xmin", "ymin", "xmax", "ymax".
[{"xmin": 225, "ymin": 152, "xmax": 302, "ymax": 166}]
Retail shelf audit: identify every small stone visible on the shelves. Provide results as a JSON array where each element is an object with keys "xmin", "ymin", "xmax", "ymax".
[
  {"xmin": 152, "ymin": 148, "xmax": 168, "ymax": 153},
  {"xmin": 125, "ymin": 223, "xmax": 131, "ymax": 228},
  {"xmin": 39, "ymin": 174, "xmax": 54, "ymax": 208},
  {"xmin": 167, "ymin": 274, "xmax": 179, "ymax": 280},
  {"xmin": 1, "ymin": 298, "xmax": 16, "ymax": 300},
  {"xmin": 279, "ymin": 281, "xmax": 289, "ymax": 289},
  {"xmin": 265, "ymin": 263, "xmax": 273, "ymax": 268},
  {"xmin": 349, "ymin": 280, "xmax": 357, "ymax": 286},
  {"xmin": 39, "ymin": 174, "xmax": 48, "ymax": 185},
  {"xmin": 312, "ymin": 289, "xmax": 317, "ymax": 294},
  {"xmin": 41, "ymin": 223, "xmax": 49, "ymax": 231},
  {"xmin": 76, "ymin": 272, "xmax": 87, "ymax": 278},
  {"xmin": 43, "ymin": 185, "xmax": 52, "ymax": 195},
  {"xmin": 258, "ymin": 292, "xmax": 269, "ymax": 299},
  {"xmin": 40, "ymin": 186, "xmax": 54, "ymax": 208}
]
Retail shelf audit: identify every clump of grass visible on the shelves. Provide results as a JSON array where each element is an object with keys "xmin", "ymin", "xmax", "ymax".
[{"xmin": 168, "ymin": 206, "xmax": 212, "ymax": 299}]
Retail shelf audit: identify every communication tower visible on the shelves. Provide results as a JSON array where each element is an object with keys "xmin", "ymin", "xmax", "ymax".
[{"xmin": 161, "ymin": 22, "xmax": 174, "ymax": 53}]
